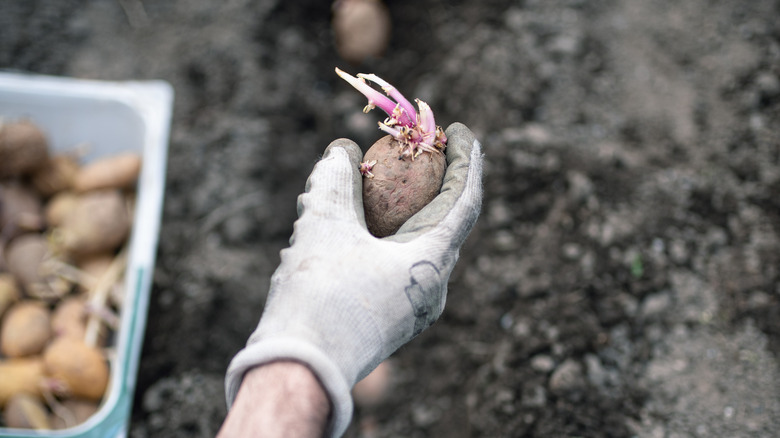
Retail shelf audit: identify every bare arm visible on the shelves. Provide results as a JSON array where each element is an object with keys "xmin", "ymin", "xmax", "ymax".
[{"xmin": 218, "ymin": 361, "xmax": 331, "ymax": 438}]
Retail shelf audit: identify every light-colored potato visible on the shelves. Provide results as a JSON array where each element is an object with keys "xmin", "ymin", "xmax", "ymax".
[
  {"xmin": 73, "ymin": 152, "xmax": 142, "ymax": 192},
  {"xmin": 51, "ymin": 296, "xmax": 88, "ymax": 340},
  {"xmin": 31, "ymin": 154, "xmax": 80, "ymax": 197},
  {"xmin": 362, "ymin": 135, "xmax": 446, "ymax": 237},
  {"xmin": 0, "ymin": 358, "xmax": 45, "ymax": 407},
  {"xmin": 43, "ymin": 337, "xmax": 109, "ymax": 401},
  {"xmin": 49, "ymin": 398, "xmax": 100, "ymax": 429},
  {"xmin": 0, "ymin": 120, "xmax": 50, "ymax": 177},
  {"xmin": 5, "ymin": 234, "xmax": 49, "ymax": 296},
  {"xmin": 332, "ymin": 0, "xmax": 391, "ymax": 64},
  {"xmin": 58, "ymin": 190, "xmax": 131, "ymax": 257},
  {"xmin": 44, "ymin": 191, "xmax": 79, "ymax": 227},
  {"xmin": 0, "ymin": 301, "xmax": 52, "ymax": 358},
  {"xmin": 0, "ymin": 182, "xmax": 44, "ymax": 236},
  {"xmin": 75, "ymin": 252, "xmax": 114, "ymax": 293},
  {"xmin": 0, "ymin": 273, "xmax": 20, "ymax": 318},
  {"xmin": 3, "ymin": 393, "xmax": 50, "ymax": 429}
]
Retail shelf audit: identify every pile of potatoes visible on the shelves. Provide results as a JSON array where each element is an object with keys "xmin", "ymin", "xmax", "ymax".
[{"xmin": 0, "ymin": 119, "xmax": 141, "ymax": 430}]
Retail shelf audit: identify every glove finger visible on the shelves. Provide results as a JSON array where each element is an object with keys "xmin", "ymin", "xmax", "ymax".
[
  {"xmin": 388, "ymin": 122, "xmax": 483, "ymax": 246},
  {"xmin": 296, "ymin": 138, "xmax": 367, "ymax": 228}
]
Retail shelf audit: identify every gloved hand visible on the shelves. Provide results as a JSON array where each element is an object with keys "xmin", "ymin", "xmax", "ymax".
[{"xmin": 225, "ymin": 122, "xmax": 483, "ymax": 437}]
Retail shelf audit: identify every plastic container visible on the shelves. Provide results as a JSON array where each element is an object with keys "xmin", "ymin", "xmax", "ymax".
[{"xmin": 0, "ymin": 72, "xmax": 173, "ymax": 437}]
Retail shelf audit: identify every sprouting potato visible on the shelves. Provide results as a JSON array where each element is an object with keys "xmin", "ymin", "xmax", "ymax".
[
  {"xmin": 31, "ymin": 154, "xmax": 80, "ymax": 197},
  {"xmin": 336, "ymin": 69, "xmax": 448, "ymax": 237},
  {"xmin": 0, "ymin": 273, "xmax": 20, "ymax": 318},
  {"xmin": 51, "ymin": 297, "xmax": 88, "ymax": 340},
  {"xmin": 48, "ymin": 398, "xmax": 99, "ymax": 430},
  {"xmin": 44, "ymin": 191, "xmax": 79, "ymax": 227},
  {"xmin": 3, "ymin": 393, "xmax": 50, "ymax": 430},
  {"xmin": 75, "ymin": 253, "xmax": 114, "ymax": 293},
  {"xmin": 5, "ymin": 234, "xmax": 50, "ymax": 297},
  {"xmin": 362, "ymin": 135, "xmax": 446, "ymax": 237},
  {"xmin": 0, "ymin": 120, "xmax": 50, "ymax": 178},
  {"xmin": 332, "ymin": 0, "xmax": 391, "ymax": 64},
  {"xmin": 43, "ymin": 337, "xmax": 109, "ymax": 401},
  {"xmin": 0, "ymin": 119, "xmax": 136, "ymax": 428},
  {"xmin": 0, "ymin": 358, "xmax": 45, "ymax": 407},
  {"xmin": 58, "ymin": 189, "xmax": 131, "ymax": 257},
  {"xmin": 0, "ymin": 301, "xmax": 52, "ymax": 358},
  {"xmin": 73, "ymin": 152, "xmax": 142, "ymax": 192},
  {"xmin": 0, "ymin": 182, "xmax": 45, "ymax": 236}
]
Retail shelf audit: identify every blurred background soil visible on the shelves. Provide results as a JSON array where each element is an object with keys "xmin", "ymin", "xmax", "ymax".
[{"xmin": 2, "ymin": 0, "xmax": 780, "ymax": 436}]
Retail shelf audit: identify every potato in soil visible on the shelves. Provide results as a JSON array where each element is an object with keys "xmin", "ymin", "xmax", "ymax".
[{"xmin": 362, "ymin": 135, "xmax": 446, "ymax": 237}]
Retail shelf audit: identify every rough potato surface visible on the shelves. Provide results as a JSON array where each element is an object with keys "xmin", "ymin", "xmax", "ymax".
[
  {"xmin": 0, "ymin": 121, "xmax": 49, "ymax": 177},
  {"xmin": 362, "ymin": 135, "xmax": 446, "ymax": 237}
]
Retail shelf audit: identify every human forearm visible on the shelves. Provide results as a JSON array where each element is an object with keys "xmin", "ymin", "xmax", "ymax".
[{"xmin": 218, "ymin": 361, "xmax": 331, "ymax": 438}]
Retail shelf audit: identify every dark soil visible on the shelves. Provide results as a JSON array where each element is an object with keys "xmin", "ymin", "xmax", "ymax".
[{"xmin": 2, "ymin": 0, "xmax": 779, "ymax": 436}]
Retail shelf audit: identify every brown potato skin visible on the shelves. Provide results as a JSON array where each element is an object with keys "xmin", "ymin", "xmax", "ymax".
[
  {"xmin": 362, "ymin": 135, "xmax": 446, "ymax": 237},
  {"xmin": 0, "ymin": 121, "xmax": 49, "ymax": 177},
  {"xmin": 0, "ymin": 358, "xmax": 45, "ymax": 407},
  {"xmin": 73, "ymin": 152, "xmax": 142, "ymax": 192},
  {"xmin": 43, "ymin": 337, "xmax": 109, "ymax": 401},
  {"xmin": 0, "ymin": 301, "xmax": 51, "ymax": 357},
  {"xmin": 5, "ymin": 234, "xmax": 49, "ymax": 296},
  {"xmin": 59, "ymin": 189, "xmax": 131, "ymax": 257},
  {"xmin": 3, "ymin": 393, "xmax": 50, "ymax": 429},
  {"xmin": 332, "ymin": 0, "xmax": 391, "ymax": 64}
]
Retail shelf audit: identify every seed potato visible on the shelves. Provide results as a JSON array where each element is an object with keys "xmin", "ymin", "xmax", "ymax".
[
  {"xmin": 332, "ymin": 0, "xmax": 391, "ymax": 64},
  {"xmin": 362, "ymin": 135, "xmax": 446, "ymax": 237},
  {"xmin": 58, "ymin": 190, "xmax": 130, "ymax": 257},
  {"xmin": 3, "ymin": 393, "xmax": 50, "ymax": 430},
  {"xmin": 44, "ymin": 191, "xmax": 79, "ymax": 227},
  {"xmin": 73, "ymin": 152, "xmax": 141, "ymax": 192},
  {"xmin": 31, "ymin": 154, "xmax": 80, "ymax": 197},
  {"xmin": 0, "ymin": 301, "xmax": 51, "ymax": 358},
  {"xmin": 51, "ymin": 297, "xmax": 88, "ymax": 340},
  {"xmin": 0, "ymin": 358, "xmax": 44, "ymax": 407},
  {"xmin": 0, "ymin": 120, "xmax": 50, "ymax": 177},
  {"xmin": 5, "ymin": 234, "xmax": 49, "ymax": 296},
  {"xmin": 48, "ymin": 398, "xmax": 100, "ymax": 430},
  {"xmin": 0, "ymin": 183, "xmax": 44, "ymax": 236},
  {"xmin": 43, "ymin": 337, "xmax": 109, "ymax": 401},
  {"xmin": 0, "ymin": 273, "xmax": 20, "ymax": 318}
]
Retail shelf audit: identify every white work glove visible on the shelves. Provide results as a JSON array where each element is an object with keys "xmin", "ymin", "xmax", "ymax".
[{"xmin": 225, "ymin": 122, "xmax": 483, "ymax": 437}]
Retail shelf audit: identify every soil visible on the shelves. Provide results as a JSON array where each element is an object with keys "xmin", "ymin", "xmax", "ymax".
[{"xmin": 2, "ymin": 0, "xmax": 780, "ymax": 437}]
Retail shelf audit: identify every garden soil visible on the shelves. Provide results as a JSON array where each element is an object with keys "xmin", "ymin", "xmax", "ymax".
[{"xmin": 2, "ymin": 0, "xmax": 779, "ymax": 436}]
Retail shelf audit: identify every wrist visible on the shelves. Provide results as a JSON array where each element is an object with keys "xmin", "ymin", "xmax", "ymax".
[
  {"xmin": 218, "ymin": 361, "xmax": 330, "ymax": 438},
  {"xmin": 224, "ymin": 338, "xmax": 355, "ymax": 437}
]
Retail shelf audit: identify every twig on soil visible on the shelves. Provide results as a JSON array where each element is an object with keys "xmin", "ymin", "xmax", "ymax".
[
  {"xmin": 199, "ymin": 190, "xmax": 267, "ymax": 234},
  {"xmin": 117, "ymin": 0, "xmax": 150, "ymax": 28}
]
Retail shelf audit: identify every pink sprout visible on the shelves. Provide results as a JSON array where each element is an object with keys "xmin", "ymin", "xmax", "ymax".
[{"xmin": 336, "ymin": 68, "xmax": 447, "ymax": 160}]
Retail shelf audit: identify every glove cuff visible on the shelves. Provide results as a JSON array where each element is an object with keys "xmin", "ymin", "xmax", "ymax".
[{"xmin": 225, "ymin": 338, "xmax": 354, "ymax": 438}]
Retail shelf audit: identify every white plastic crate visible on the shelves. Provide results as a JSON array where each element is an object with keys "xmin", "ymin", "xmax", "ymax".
[{"xmin": 0, "ymin": 72, "xmax": 173, "ymax": 438}]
